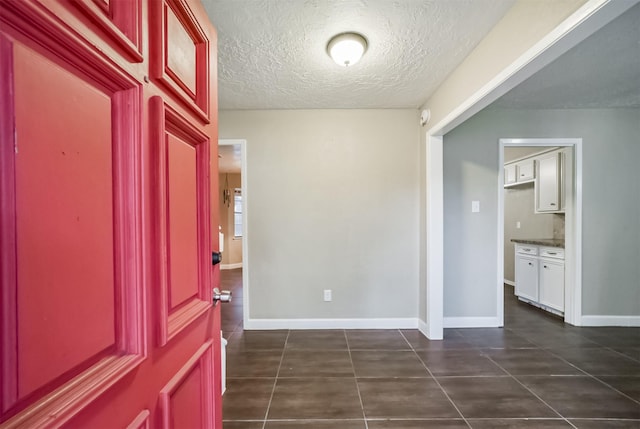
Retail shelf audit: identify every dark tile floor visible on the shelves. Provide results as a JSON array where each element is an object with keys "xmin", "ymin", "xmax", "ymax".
[{"xmin": 220, "ymin": 269, "xmax": 640, "ymax": 428}]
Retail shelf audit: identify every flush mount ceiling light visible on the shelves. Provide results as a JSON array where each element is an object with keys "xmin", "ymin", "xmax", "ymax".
[{"xmin": 327, "ymin": 32, "xmax": 368, "ymax": 67}]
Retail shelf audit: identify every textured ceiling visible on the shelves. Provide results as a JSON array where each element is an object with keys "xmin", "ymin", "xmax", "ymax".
[
  {"xmin": 494, "ymin": 2, "xmax": 640, "ymax": 109},
  {"xmin": 202, "ymin": 0, "xmax": 515, "ymax": 110}
]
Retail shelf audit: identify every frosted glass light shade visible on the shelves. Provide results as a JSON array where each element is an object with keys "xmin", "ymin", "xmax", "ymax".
[{"xmin": 327, "ymin": 33, "xmax": 367, "ymax": 67}]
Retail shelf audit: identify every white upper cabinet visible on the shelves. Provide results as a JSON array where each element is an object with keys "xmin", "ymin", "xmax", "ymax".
[
  {"xmin": 536, "ymin": 152, "xmax": 562, "ymax": 212},
  {"xmin": 504, "ymin": 158, "xmax": 534, "ymax": 186},
  {"xmin": 504, "ymin": 148, "xmax": 565, "ymax": 213},
  {"xmin": 516, "ymin": 158, "xmax": 535, "ymax": 181},
  {"xmin": 505, "ymin": 164, "xmax": 517, "ymax": 185}
]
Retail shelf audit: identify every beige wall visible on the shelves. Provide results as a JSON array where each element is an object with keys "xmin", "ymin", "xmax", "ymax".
[
  {"xmin": 219, "ymin": 109, "xmax": 421, "ymax": 320},
  {"xmin": 219, "ymin": 173, "xmax": 243, "ymax": 266},
  {"xmin": 422, "ymin": 0, "xmax": 587, "ymax": 128}
]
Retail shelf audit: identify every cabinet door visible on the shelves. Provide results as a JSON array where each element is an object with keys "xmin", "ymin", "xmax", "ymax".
[
  {"xmin": 559, "ymin": 150, "xmax": 566, "ymax": 212},
  {"xmin": 515, "ymin": 255, "xmax": 538, "ymax": 302},
  {"xmin": 539, "ymin": 259, "xmax": 564, "ymax": 311},
  {"xmin": 505, "ymin": 164, "xmax": 517, "ymax": 185},
  {"xmin": 516, "ymin": 159, "xmax": 534, "ymax": 181},
  {"xmin": 536, "ymin": 152, "xmax": 560, "ymax": 212}
]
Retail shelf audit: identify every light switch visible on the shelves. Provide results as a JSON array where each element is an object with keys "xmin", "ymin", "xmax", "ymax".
[
  {"xmin": 471, "ymin": 200, "xmax": 480, "ymax": 213},
  {"xmin": 516, "ymin": 221, "xmax": 521, "ymax": 229}
]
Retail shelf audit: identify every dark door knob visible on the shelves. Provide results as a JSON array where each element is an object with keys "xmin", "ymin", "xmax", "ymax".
[{"xmin": 212, "ymin": 251, "xmax": 222, "ymax": 265}]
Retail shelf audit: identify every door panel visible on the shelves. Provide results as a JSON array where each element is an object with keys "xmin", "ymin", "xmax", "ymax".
[
  {"xmin": 166, "ymin": 7, "xmax": 197, "ymax": 95},
  {"xmin": 14, "ymin": 41, "xmax": 116, "ymax": 400},
  {"xmin": 74, "ymin": 0, "xmax": 143, "ymax": 61},
  {"xmin": 126, "ymin": 410, "xmax": 151, "ymax": 429},
  {"xmin": 153, "ymin": 97, "xmax": 212, "ymax": 347},
  {"xmin": 167, "ymin": 133, "xmax": 199, "ymax": 308},
  {"xmin": 159, "ymin": 341, "xmax": 214, "ymax": 428},
  {"xmin": 151, "ymin": 0, "xmax": 210, "ymax": 121},
  {"xmin": 1, "ymin": 0, "xmax": 221, "ymax": 427},
  {"xmin": 1, "ymin": 11, "xmax": 145, "ymax": 423}
]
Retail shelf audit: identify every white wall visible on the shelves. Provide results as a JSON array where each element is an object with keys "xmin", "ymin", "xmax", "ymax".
[
  {"xmin": 419, "ymin": 126, "xmax": 427, "ymax": 322},
  {"xmin": 218, "ymin": 110, "xmax": 421, "ymax": 323},
  {"xmin": 443, "ymin": 108, "xmax": 640, "ymax": 319}
]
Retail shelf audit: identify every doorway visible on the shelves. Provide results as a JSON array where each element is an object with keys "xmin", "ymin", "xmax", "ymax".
[
  {"xmin": 218, "ymin": 139, "xmax": 248, "ymax": 336},
  {"xmin": 498, "ymin": 138, "xmax": 582, "ymax": 326}
]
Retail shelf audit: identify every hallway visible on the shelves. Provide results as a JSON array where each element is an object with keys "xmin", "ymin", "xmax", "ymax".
[{"xmin": 220, "ymin": 270, "xmax": 639, "ymax": 428}]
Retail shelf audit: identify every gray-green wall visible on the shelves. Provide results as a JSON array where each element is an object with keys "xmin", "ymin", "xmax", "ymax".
[{"xmin": 444, "ymin": 108, "xmax": 640, "ymax": 318}]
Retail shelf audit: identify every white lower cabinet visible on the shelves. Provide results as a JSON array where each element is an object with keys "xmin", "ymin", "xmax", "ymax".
[
  {"xmin": 539, "ymin": 259, "xmax": 564, "ymax": 311},
  {"xmin": 514, "ymin": 244, "xmax": 564, "ymax": 315},
  {"xmin": 515, "ymin": 255, "xmax": 538, "ymax": 302}
]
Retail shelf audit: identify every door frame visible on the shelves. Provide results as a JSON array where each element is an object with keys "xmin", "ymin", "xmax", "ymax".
[
  {"xmin": 218, "ymin": 139, "xmax": 248, "ymax": 327},
  {"xmin": 499, "ymin": 138, "xmax": 583, "ymax": 326},
  {"xmin": 422, "ymin": 0, "xmax": 634, "ymax": 339}
]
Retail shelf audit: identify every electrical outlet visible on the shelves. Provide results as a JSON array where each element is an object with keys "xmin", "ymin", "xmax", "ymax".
[
  {"xmin": 323, "ymin": 289, "xmax": 332, "ymax": 302},
  {"xmin": 471, "ymin": 200, "xmax": 480, "ymax": 213}
]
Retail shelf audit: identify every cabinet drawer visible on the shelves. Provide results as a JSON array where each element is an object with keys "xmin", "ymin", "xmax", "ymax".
[
  {"xmin": 516, "ymin": 245, "xmax": 538, "ymax": 256},
  {"xmin": 540, "ymin": 247, "xmax": 564, "ymax": 259}
]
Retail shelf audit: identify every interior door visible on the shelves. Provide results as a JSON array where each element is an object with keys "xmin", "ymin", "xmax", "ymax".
[{"xmin": 0, "ymin": 0, "xmax": 222, "ymax": 427}]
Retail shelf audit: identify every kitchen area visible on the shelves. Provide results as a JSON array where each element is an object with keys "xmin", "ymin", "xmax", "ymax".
[{"xmin": 504, "ymin": 146, "xmax": 568, "ymax": 317}]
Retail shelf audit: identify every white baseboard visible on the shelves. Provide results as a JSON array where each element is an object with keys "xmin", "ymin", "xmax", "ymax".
[
  {"xmin": 417, "ymin": 318, "xmax": 444, "ymax": 340},
  {"xmin": 418, "ymin": 319, "xmax": 429, "ymax": 337},
  {"xmin": 581, "ymin": 315, "xmax": 640, "ymax": 327},
  {"xmin": 503, "ymin": 279, "xmax": 515, "ymax": 287},
  {"xmin": 443, "ymin": 316, "xmax": 501, "ymax": 328},
  {"xmin": 244, "ymin": 318, "xmax": 418, "ymax": 330},
  {"xmin": 221, "ymin": 263, "xmax": 242, "ymax": 270}
]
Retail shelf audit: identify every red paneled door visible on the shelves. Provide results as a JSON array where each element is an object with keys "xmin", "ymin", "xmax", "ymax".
[{"xmin": 0, "ymin": 1, "xmax": 222, "ymax": 427}]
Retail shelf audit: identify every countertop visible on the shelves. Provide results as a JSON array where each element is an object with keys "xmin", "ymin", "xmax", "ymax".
[{"xmin": 511, "ymin": 238, "xmax": 565, "ymax": 248}]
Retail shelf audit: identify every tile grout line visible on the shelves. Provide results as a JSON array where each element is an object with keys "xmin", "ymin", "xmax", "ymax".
[
  {"xmin": 398, "ymin": 329, "xmax": 473, "ymax": 429},
  {"xmin": 602, "ymin": 345, "xmax": 640, "ymax": 364},
  {"xmin": 483, "ymin": 354, "xmax": 578, "ymax": 428},
  {"xmin": 344, "ymin": 329, "xmax": 369, "ymax": 429},
  {"xmin": 581, "ymin": 331, "xmax": 640, "ymax": 364},
  {"xmin": 510, "ymin": 327, "xmax": 640, "ymax": 406},
  {"xmin": 540, "ymin": 348, "xmax": 640, "ymax": 406},
  {"xmin": 261, "ymin": 330, "xmax": 291, "ymax": 429}
]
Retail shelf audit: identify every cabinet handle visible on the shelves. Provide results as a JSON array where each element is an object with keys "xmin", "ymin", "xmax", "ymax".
[
  {"xmin": 528, "ymin": 262, "xmax": 533, "ymax": 266},
  {"xmin": 544, "ymin": 265, "xmax": 548, "ymax": 268},
  {"xmin": 547, "ymin": 252, "xmax": 557, "ymax": 255},
  {"xmin": 550, "ymin": 203, "xmax": 556, "ymax": 206}
]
